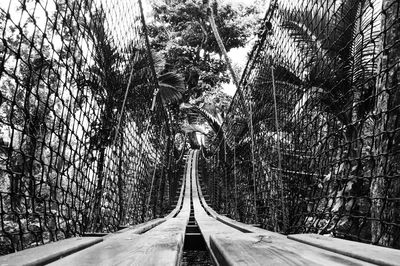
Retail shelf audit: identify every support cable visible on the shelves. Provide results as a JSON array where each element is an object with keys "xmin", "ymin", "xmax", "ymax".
[
  {"xmin": 249, "ymin": 100, "xmax": 258, "ymax": 223},
  {"xmin": 224, "ymin": 140, "xmax": 228, "ymax": 214},
  {"xmin": 206, "ymin": 0, "xmax": 258, "ymax": 222},
  {"xmin": 145, "ymin": 126, "xmax": 163, "ymax": 220},
  {"xmin": 205, "ymin": 1, "xmax": 249, "ymax": 119},
  {"xmin": 138, "ymin": 0, "xmax": 160, "ymax": 112},
  {"xmin": 233, "ymin": 143, "xmax": 238, "ymax": 220},
  {"xmin": 271, "ymin": 64, "xmax": 288, "ymax": 232}
]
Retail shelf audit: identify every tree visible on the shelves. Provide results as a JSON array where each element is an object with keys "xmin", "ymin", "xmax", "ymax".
[
  {"xmin": 148, "ymin": 0, "xmax": 262, "ymax": 154},
  {"xmin": 149, "ymin": 0, "xmax": 257, "ymax": 104}
]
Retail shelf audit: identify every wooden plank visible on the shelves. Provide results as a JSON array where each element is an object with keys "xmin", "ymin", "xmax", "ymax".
[
  {"xmin": 195, "ymin": 167, "xmax": 219, "ymax": 219},
  {"xmin": 190, "ymin": 150, "xmax": 243, "ymax": 265},
  {"xmin": 105, "ymin": 218, "xmax": 166, "ymax": 239},
  {"xmin": 216, "ymin": 216, "xmax": 253, "ymax": 233},
  {"xmin": 192, "ymin": 150, "xmax": 269, "ymax": 239},
  {"xmin": 215, "ymin": 215, "xmax": 283, "ymax": 236},
  {"xmin": 211, "ymin": 234, "xmax": 316, "ymax": 266},
  {"xmin": 49, "ymin": 151, "xmax": 195, "ymax": 265},
  {"xmin": 49, "ymin": 218, "xmax": 187, "ymax": 266},
  {"xmin": 195, "ymin": 166, "xmax": 277, "ymax": 235},
  {"xmin": 175, "ymin": 150, "xmax": 193, "ymax": 218},
  {"xmin": 165, "ymin": 151, "xmax": 191, "ymax": 219},
  {"xmin": 210, "ymin": 234, "xmax": 376, "ymax": 266},
  {"xmin": 191, "ymin": 151, "xmax": 375, "ymax": 266},
  {"xmin": 0, "ymin": 237, "xmax": 102, "ymax": 266},
  {"xmin": 288, "ymin": 234, "xmax": 400, "ymax": 266},
  {"xmin": 0, "ymin": 216, "xmax": 164, "ymax": 266}
]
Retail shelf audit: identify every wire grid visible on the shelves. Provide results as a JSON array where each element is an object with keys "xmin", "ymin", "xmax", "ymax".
[
  {"xmin": 206, "ymin": 0, "xmax": 400, "ymax": 248},
  {"xmin": 0, "ymin": 0, "xmax": 176, "ymax": 254}
]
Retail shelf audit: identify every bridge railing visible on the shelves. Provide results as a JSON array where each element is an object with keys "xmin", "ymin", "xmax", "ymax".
[
  {"xmin": 207, "ymin": 0, "xmax": 400, "ymax": 248},
  {"xmin": 0, "ymin": 0, "xmax": 179, "ymax": 254}
]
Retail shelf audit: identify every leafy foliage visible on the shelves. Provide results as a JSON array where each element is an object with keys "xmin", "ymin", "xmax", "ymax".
[{"xmin": 149, "ymin": 0, "xmax": 257, "ymax": 103}]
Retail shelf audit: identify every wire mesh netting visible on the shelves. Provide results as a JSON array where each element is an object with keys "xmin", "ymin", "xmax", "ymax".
[
  {"xmin": 206, "ymin": 0, "xmax": 400, "ymax": 248},
  {"xmin": 0, "ymin": 0, "xmax": 180, "ymax": 254}
]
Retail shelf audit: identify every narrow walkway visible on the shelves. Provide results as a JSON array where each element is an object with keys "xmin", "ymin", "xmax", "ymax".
[{"xmin": 2, "ymin": 150, "xmax": 400, "ymax": 265}]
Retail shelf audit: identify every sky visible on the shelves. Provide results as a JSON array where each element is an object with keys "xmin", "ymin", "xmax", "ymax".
[
  {"xmin": 221, "ymin": 0, "xmax": 271, "ymax": 96},
  {"xmin": 223, "ymin": 46, "xmax": 252, "ymax": 96}
]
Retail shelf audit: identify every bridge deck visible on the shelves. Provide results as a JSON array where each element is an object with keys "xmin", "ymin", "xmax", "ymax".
[{"xmin": 2, "ymin": 150, "xmax": 400, "ymax": 266}]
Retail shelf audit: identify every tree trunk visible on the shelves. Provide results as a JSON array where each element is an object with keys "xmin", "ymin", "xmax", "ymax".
[
  {"xmin": 25, "ymin": 113, "xmax": 40, "ymax": 209},
  {"xmin": 158, "ymin": 134, "xmax": 172, "ymax": 215},
  {"xmin": 118, "ymin": 133, "xmax": 125, "ymax": 224},
  {"xmin": 205, "ymin": 1, "xmax": 249, "ymax": 119},
  {"xmin": 92, "ymin": 99, "xmax": 114, "ymax": 231},
  {"xmin": 52, "ymin": 102, "xmax": 73, "ymax": 202},
  {"xmin": 371, "ymin": 0, "xmax": 400, "ymax": 247},
  {"xmin": 93, "ymin": 146, "xmax": 106, "ymax": 231},
  {"xmin": 10, "ymin": 155, "xmax": 23, "ymax": 211}
]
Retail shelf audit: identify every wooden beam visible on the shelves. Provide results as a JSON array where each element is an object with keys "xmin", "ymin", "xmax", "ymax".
[
  {"xmin": 210, "ymin": 233, "xmax": 376, "ymax": 266},
  {"xmin": 288, "ymin": 234, "xmax": 400, "ymax": 266},
  {"xmin": 165, "ymin": 151, "xmax": 191, "ymax": 219},
  {"xmin": 49, "ymin": 151, "xmax": 195, "ymax": 265},
  {"xmin": 0, "ymin": 237, "xmax": 102, "ymax": 266},
  {"xmin": 49, "ymin": 219, "xmax": 187, "ymax": 266},
  {"xmin": 105, "ymin": 218, "xmax": 166, "ymax": 238},
  {"xmin": 192, "ymin": 150, "xmax": 379, "ymax": 266}
]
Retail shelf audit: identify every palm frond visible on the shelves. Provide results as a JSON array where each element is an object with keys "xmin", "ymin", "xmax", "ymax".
[
  {"xmin": 158, "ymin": 72, "xmax": 186, "ymax": 104},
  {"xmin": 325, "ymin": 0, "xmax": 361, "ymax": 59},
  {"xmin": 180, "ymin": 103, "xmax": 222, "ymax": 134},
  {"xmin": 280, "ymin": 19, "xmax": 324, "ymax": 78},
  {"xmin": 349, "ymin": 0, "xmax": 381, "ymax": 119},
  {"xmin": 181, "ymin": 124, "xmax": 208, "ymax": 135},
  {"xmin": 351, "ymin": 0, "xmax": 381, "ymax": 85},
  {"xmin": 291, "ymin": 86, "xmax": 325, "ymax": 120}
]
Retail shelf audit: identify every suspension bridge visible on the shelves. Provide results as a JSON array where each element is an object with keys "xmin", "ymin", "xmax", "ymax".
[
  {"xmin": 2, "ymin": 150, "xmax": 399, "ymax": 265},
  {"xmin": 0, "ymin": 0, "xmax": 400, "ymax": 265}
]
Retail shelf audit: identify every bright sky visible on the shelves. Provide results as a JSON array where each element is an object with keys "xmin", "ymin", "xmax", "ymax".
[
  {"xmin": 222, "ymin": 0, "xmax": 249, "ymax": 4},
  {"xmin": 221, "ymin": 0, "xmax": 271, "ymax": 96},
  {"xmin": 223, "ymin": 46, "xmax": 251, "ymax": 96}
]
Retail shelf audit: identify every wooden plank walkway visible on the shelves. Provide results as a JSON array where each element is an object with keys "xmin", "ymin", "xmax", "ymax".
[
  {"xmin": 288, "ymin": 234, "xmax": 400, "ymax": 266},
  {"xmin": 189, "ymin": 150, "xmax": 381, "ymax": 266},
  {"xmin": 3, "ymin": 149, "xmax": 400, "ymax": 265},
  {"xmin": 48, "ymin": 151, "xmax": 196, "ymax": 266},
  {"xmin": 0, "ymin": 237, "xmax": 102, "ymax": 266}
]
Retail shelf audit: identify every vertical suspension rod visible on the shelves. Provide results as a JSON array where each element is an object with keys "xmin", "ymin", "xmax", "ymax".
[{"xmin": 138, "ymin": 0, "xmax": 160, "ymax": 111}]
